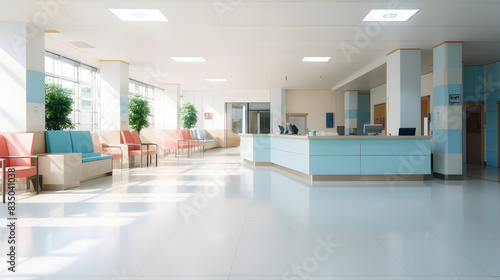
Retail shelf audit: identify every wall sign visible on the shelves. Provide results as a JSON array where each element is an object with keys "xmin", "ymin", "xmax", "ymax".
[
  {"xmin": 326, "ymin": 113, "xmax": 334, "ymax": 128},
  {"xmin": 449, "ymin": 94, "xmax": 461, "ymax": 105}
]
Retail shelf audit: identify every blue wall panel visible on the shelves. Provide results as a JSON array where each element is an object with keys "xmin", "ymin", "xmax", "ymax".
[
  {"xmin": 486, "ymin": 111, "xmax": 498, "ymax": 131},
  {"xmin": 486, "ymin": 130, "xmax": 498, "ymax": 152},
  {"xmin": 27, "ymin": 70, "xmax": 45, "ymax": 104},
  {"xmin": 486, "ymin": 152, "xmax": 498, "ymax": 167},
  {"xmin": 433, "ymin": 129, "xmax": 462, "ymax": 154},
  {"xmin": 344, "ymin": 109, "xmax": 357, "ymax": 119},
  {"xmin": 120, "ymin": 96, "xmax": 129, "ymax": 114}
]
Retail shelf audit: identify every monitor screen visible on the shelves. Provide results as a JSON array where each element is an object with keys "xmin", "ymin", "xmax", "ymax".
[
  {"xmin": 278, "ymin": 125, "xmax": 284, "ymax": 134},
  {"xmin": 337, "ymin": 126, "xmax": 345, "ymax": 136},
  {"xmin": 399, "ymin": 128, "xmax": 416, "ymax": 136},
  {"xmin": 364, "ymin": 124, "xmax": 383, "ymax": 135}
]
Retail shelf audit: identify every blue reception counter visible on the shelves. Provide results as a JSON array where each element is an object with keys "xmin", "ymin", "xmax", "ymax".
[{"xmin": 240, "ymin": 134, "xmax": 432, "ymax": 181}]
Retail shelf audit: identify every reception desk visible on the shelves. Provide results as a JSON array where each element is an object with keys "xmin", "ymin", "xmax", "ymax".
[{"xmin": 241, "ymin": 134, "xmax": 432, "ymax": 181}]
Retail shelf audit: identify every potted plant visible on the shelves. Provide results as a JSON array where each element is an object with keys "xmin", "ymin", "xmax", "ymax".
[
  {"xmin": 180, "ymin": 102, "xmax": 198, "ymax": 129},
  {"xmin": 45, "ymin": 83, "xmax": 75, "ymax": 130},
  {"xmin": 129, "ymin": 96, "xmax": 151, "ymax": 134}
]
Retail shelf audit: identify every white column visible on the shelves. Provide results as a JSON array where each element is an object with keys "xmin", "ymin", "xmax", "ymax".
[
  {"xmin": 164, "ymin": 84, "xmax": 181, "ymax": 130},
  {"xmin": 386, "ymin": 49, "xmax": 422, "ymax": 136},
  {"xmin": 0, "ymin": 23, "xmax": 45, "ymax": 132},
  {"xmin": 270, "ymin": 88, "xmax": 286, "ymax": 134},
  {"xmin": 344, "ymin": 90, "xmax": 358, "ymax": 134},
  {"xmin": 100, "ymin": 60, "xmax": 129, "ymax": 131}
]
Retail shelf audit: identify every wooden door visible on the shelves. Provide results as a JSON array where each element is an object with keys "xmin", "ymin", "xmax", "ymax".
[
  {"xmin": 464, "ymin": 102, "xmax": 485, "ymax": 165},
  {"xmin": 374, "ymin": 103, "xmax": 386, "ymax": 132},
  {"xmin": 421, "ymin": 96, "xmax": 430, "ymax": 135}
]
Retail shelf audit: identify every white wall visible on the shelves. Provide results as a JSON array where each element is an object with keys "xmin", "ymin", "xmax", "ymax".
[
  {"xmin": 286, "ymin": 90, "xmax": 338, "ymax": 133},
  {"xmin": 181, "ymin": 89, "xmax": 271, "ymax": 131}
]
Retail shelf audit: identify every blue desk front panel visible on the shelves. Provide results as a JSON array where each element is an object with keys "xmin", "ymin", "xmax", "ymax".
[
  {"xmin": 271, "ymin": 149, "xmax": 309, "ymax": 174},
  {"xmin": 361, "ymin": 139, "xmax": 431, "ymax": 156},
  {"xmin": 361, "ymin": 155, "xmax": 431, "ymax": 175},
  {"xmin": 254, "ymin": 148, "xmax": 271, "ymax": 162},
  {"xmin": 310, "ymin": 156, "xmax": 360, "ymax": 175},
  {"xmin": 253, "ymin": 136, "xmax": 271, "ymax": 149},
  {"xmin": 271, "ymin": 137, "xmax": 309, "ymax": 155},
  {"xmin": 309, "ymin": 139, "xmax": 360, "ymax": 156}
]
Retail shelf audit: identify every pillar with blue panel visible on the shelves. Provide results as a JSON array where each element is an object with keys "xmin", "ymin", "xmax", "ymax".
[
  {"xmin": 0, "ymin": 23, "xmax": 46, "ymax": 132},
  {"xmin": 432, "ymin": 42, "xmax": 463, "ymax": 179}
]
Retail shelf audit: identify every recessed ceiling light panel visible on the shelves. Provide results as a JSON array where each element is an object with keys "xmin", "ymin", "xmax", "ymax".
[
  {"xmin": 205, "ymin": 78, "xmax": 227, "ymax": 82},
  {"xmin": 171, "ymin": 57, "xmax": 206, "ymax": 62},
  {"xmin": 109, "ymin": 9, "xmax": 168, "ymax": 21},
  {"xmin": 363, "ymin": 9, "xmax": 419, "ymax": 21},
  {"xmin": 302, "ymin": 57, "xmax": 331, "ymax": 62}
]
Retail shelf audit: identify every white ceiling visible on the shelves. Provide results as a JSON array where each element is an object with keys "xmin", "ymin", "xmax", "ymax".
[{"xmin": 2, "ymin": 0, "xmax": 500, "ymax": 91}]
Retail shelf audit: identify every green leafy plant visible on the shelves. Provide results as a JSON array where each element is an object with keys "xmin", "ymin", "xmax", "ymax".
[
  {"xmin": 45, "ymin": 83, "xmax": 75, "ymax": 130},
  {"xmin": 180, "ymin": 102, "xmax": 198, "ymax": 129},
  {"xmin": 129, "ymin": 96, "xmax": 151, "ymax": 134}
]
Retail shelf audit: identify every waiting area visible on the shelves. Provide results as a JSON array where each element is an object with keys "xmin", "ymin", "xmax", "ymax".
[{"xmin": 1, "ymin": 1, "xmax": 500, "ymax": 279}]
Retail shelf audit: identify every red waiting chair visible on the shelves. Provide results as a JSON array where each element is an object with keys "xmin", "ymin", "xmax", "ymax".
[
  {"xmin": 0, "ymin": 133, "xmax": 41, "ymax": 201},
  {"xmin": 121, "ymin": 131, "xmax": 157, "ymax": 167}
]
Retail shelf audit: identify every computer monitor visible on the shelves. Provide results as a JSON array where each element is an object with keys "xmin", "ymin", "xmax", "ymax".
[
  {"xmin": 337, "ymin": 126, "xmax": 345, "ymax": 136},
  {"xmin": 278, "ymin": 125, "xmax": 284, "ymax": 134},
  {"xmin": 290, "ymin": 124, "xmax": 299, "ymax": 135},
  {"xmin": 399, "ymin": 128, "xmax": 416, "ymax": 136},
  {"xmin": 364, "ymin": 124, "xmax": 383, "ymax": 136}
]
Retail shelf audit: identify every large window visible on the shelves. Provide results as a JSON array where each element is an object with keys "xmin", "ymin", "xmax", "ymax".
[
  {"xmin": 129, "ymin": 79, "xmax": 155, "ymax": 128},
  {"xmin": 45, "ymin": 51, "xmax": 100, "ymax": 131}
]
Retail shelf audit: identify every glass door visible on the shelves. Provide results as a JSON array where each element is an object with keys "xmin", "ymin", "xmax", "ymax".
[{"xmin": 225, "ymin": 103, "xmax": 247, "ymax": 147}]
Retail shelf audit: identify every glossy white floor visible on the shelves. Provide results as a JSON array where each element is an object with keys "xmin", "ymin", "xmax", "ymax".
[{"xmin": 1, "ymin": 148, "xmax": 500, "ymax": 280}]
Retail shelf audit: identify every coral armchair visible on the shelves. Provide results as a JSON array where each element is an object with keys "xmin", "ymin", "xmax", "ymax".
[
  {"xmin": 131, "ymin": 130, "xmax": 157, "ymax": 167},
  {"xmin": 120, "ymin": 130, "xmax": 156, "ymax": 168},
  {"xmin": 0, "ymin": 133, "xmax": 41, "ymax": 200}
]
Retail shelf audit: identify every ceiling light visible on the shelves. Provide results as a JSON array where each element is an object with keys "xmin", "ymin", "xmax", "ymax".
[
  {"xmin": 205, "ymin": 79, "xmax": 227, "ymax": 82},
  {"xmin": 109, "ymin": 9, "xmax": 168, "ymax": 22},
  {"xmin": 171, "ymin": 57, "xmax": 206, "ymax": 62},
  {"xmin": 363, "ymin": 9, "xmax": 419, "ymax": 21},
  {"xmin": 302, "ymin": 57, "xmax": 331, "ymax": 62}
]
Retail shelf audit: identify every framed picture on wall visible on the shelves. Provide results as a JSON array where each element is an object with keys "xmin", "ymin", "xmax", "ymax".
[{"xmin": 205, "ymin": 112, "xmax": 213, "ymax": 119}]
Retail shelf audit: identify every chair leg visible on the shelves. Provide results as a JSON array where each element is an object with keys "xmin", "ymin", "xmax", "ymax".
[{"xmin": 156, "ymin": 153, "xmax": 158, "ymax": 167}]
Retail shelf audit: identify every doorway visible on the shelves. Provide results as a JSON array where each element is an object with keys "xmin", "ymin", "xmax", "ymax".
[
  {"xmin": 224, "ymin": 102, "xmax": 271, "ymax": 147},
  {"xmin": 374, "ymin": 103, "xmax": 386, "ymax": 132},
  {"xmin": 421, "ymin": 96, "xmax": 430, "ymax": 135},
  {"xmin": 464, "ymin": 102, "xmax": 485, "ymax": 165}
]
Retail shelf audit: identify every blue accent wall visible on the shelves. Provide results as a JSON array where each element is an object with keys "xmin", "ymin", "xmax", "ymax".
[
  {"xmin": 120, "ymin": 96, "xmax": 129, "ymax": 114},
  {"xmin": 27, "ymin": 70, "xmax": 45, "ymax": 104}
]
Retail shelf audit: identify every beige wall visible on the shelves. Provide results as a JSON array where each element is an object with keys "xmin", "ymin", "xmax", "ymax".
[{"xmin": 286, "ymin": 90, "xmax": 339, "ymax": 133}]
